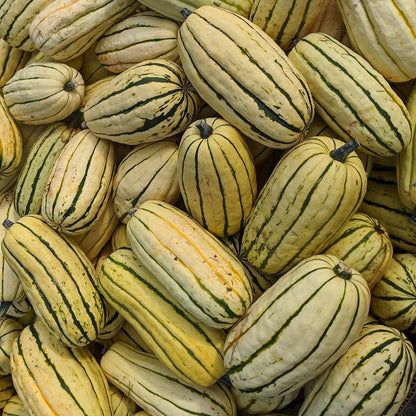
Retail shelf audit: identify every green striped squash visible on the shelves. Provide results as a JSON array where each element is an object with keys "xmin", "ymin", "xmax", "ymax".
[
  {"xmin": 11, "ymin": 320, "xmax": 112, "ymax": 416},
  {"xmin": 0, "ymin": 40, "xmax": 31, "ymax": 90},
  {"xmin": 241, "ymin": 137, "xmax": 367, "ymax": 275},
  {"xmin": 397, "ymin": 81, "xmax": 416, "ymax": 212},
  {"xmin": 139, "ymin": 0, "xmax": 253, "ymax": 21},
  {"xmin": 3, "ymin": 62, "xmax": 85, "ymax": 125},
  {"xmin": 2, "ymin": 214, "xmax": 105, "ymax": 347},
  {"xmin": 249, "ymin": 0, "xmax": 325, "ymax": 50},
  {"xmin": 230, "ymin": 385, "xmax": 299, "ymax": 415},
  {"xmin": 360, "ymin": 167, "xmax": 416, "ymax": 253},
  {"xmin": 100, "ymin": 342, "xmax": 237, "ymax": 416},
  {"xmin": 298, "ymin": 320, "xmax": 416, "ymax": 415},
  {"xmin": 337, "ymin": 0, "xmax": 416, "ymax": 82},
  {"xmin": 29, "ymin": 0, "xmax": 137, "ymax": 61},
  {"xmin": 177, "ymin": 5, "xmax": 314, "ymax": 149},
  {"xmin": 13, "ymin": 120, "xmax": 81, "ymax": 217},
  {"xmin": 371, "ymin": 253, "xmax": 416, "ymax": 333},
  {"xmin": 0, "ymin": 316, "xmax": 22, "ymax": 375},
  {"xmin": 24, "ymin": 50, "xmax": 84, "ymax": 73},
  {"xmin": 113, "ymin": 139, "xmax": 181, "ymax": 223},
  {"xmin": 41, "ymin": 129, "xmax": 115, "ymax": 236},
  {"xmin": 288, "ymin": 33, "xmax": 412, "ymax": 157},
  {"xmin": 0, "ymin": 192, "xmax": 24, "ymax": 309},
  {"xmin": 71, "ymin": 199, "xmax": 120, "ymax": 260},
  {"xmin": 0, "ymin": 0, "xmax": 53, "ymax": 51},
  {"xmin": 0, "ymin": 375, "xmax": 14, "ymax": 409},
  {"xmin": 127, "ymin": 200, "xmax": 253, "ymax": 329},
  {"xmin": 178, "ymin": 117, "xmax": 257, "ymax": 237},
  {"xmin": 324, "ymin": 212, "xmax": 393, "ymax": 289},
  {"xmin": 98, "ymin": 246, "xmax": 226, "ymax": 387},
  {"xmin": 223, "ymin": 254, "xmax": 371, "ymax": 400},
  {"xmin": 0, "ymin": 96, "xmax": 22, "ymax": 180},
  {"xmin": 109, "ymin": 384, "xmax": 137, "ymax": 416},
  {"xmin": 3, "ymin": 395, "xmax": 28, "ymax": 416},
  {"xmin": 95, "ymin": 11, "xmax": 180, "ymax": 73},
  {"xmin": 83, "ymin": 59, "xmax": 200, "ymax": 145},
  {"xmin": 308, "ymin": 0, "xmax": 346, "ymax": 41},
  {"xmin": 80, "ymin": 45, "xmax": 111, "ymax": 85}
]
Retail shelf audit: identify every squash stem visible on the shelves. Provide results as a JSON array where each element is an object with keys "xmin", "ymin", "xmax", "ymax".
[
  {"xmin": 63, "ymin": 81, "xmax": 76, "ymax": 92},
  {"xmin": 333, "ymin": 262, "xmax": 352, "ymax": 280},
  {"xmin": 330, "ymin": 139, "xmax": 359, "ymax": 163},
  {"xmin": 2, "ymin": 219, "xmax": 14, "ymax": 230},
  {"xmin": 180, "ymin": 8, "xmax": 192, "ymax": 20},
  {"xmin": 196, "ymin": 120, "xmax": 213, "ymax": 139}
]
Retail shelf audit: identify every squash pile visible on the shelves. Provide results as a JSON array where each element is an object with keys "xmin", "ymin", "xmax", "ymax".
[{"xmin": 0, "ymin": 0, "xmax": 415, "ymax": 415}]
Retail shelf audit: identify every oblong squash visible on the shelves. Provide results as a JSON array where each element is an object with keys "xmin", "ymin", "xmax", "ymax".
[
  {"xmin": 178, "ymin": 117, "xmax": 257, "ymax": 237},
  {"xmin": 41, "ymin": 129, "xmax": 115, "ymax": 235},
  {"xmin": 336, "ymin": 0, "xmax": 416, "ymax": 82},
  {"xmin": 101, "ymin": 342, "xmax": 237, "ymax": 416},
  {"xmin": 288, "ymin": 32, "xmax": 412, "ymax": 157},
  {"xmin": 11, "ymin": 320, "xmax": 112, "ymax": 416},
  {"xmin": 298, "ymin": 320, "xmax": 416, "ymax": 415},
  {"xmin": 224, "ymin": 254, "xmax": 370, "ymax": 400},
  {"xmin": 83, "ymin": 59, "xmax": 200, "ymax": 145},
  {"xmin": 177, "ymin": 5, "xmax": 314, "ymax": 149},
  {"xmin": 2, "ymin": 214, "xmax": 105, "ymax": 347},
  {"xmin": 241, "ymin": 136, "xmax": 367, "ymax": 275},
  {"xmin": 3, "ymin": 62, "xmax": 84, "ymax": 125},
  {"xmin": 127, "ymin": 200, "xmax": 253, "ymax": 328},
  {"xmin": 98, "ymin": 246, "xmax": 226, "ymax": 387}
]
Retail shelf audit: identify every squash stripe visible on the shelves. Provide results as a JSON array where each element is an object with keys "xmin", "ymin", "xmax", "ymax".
[
  {"xmin": 61, "ymin": 142, "xmax": 113, "ymax": 230},
  {"xmin": 302, "ymin": 336, "xmax": 401, "ymax": 415},
  {"xmin": 179, "ymin": 38, "xmax": 288, "ymax": 144},
  {"xmin": 1, "ymin": 0, "xmax": 33, "ymax": 45},
  {"xmin": 15, "ymin": 126, "xmax": 65, "ymax": 214},
  {"xmin": 275, "ymin": 168, "xmax": 364, "ymax": 272},
  {"xmin": 394, "ymin": 256, "xmax": 416, "ymax": 293},
  {"xmin": 138, "ymin": 204, "xmax": 250, "ymax": 291},
  {"xmin": 206, "ymin": 138, "xmax": 230, "ymax": 235},
  {"xmin": 320, "ymin": 33, "xmax": 411, "ymax": 124},
  {"xmin": 68, "ymin": 349, "xmax": 110, "ymax": 415}
]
